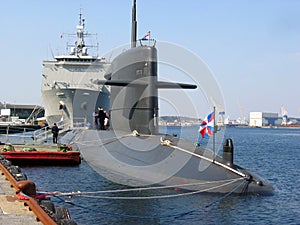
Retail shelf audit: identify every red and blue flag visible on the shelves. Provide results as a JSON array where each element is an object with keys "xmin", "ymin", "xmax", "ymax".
[
  {"xmin": 199, "ymin": 112, "xmax": 214, "ymax": 138},
  {"xmin": 142, "ymin": 31, "xmax": 150, "ymax": 40}
]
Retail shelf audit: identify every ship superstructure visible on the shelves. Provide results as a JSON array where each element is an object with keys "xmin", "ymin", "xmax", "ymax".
[{"xmin": 41, "ymin": 13, "xmax": 110, "ymax": 128}]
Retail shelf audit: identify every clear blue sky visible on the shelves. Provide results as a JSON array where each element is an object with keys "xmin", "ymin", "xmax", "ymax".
[{"xmin": 1, "ymin": 0, "xmax": 299, "ymax": 119}]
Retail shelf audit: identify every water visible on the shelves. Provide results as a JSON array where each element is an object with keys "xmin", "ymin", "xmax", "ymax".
[{"xmin": 10, "ymin": 127, "xmax": 300, "ymax": 224}]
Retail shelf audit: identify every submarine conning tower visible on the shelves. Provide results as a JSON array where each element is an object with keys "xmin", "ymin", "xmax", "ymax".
[
  {"xmin": 108, "ymin": 46, "xmax": 159, "ymax": 134},
  {"xmin": 94, "ymin": 0, "xmax": 196, "ymax": 134}
]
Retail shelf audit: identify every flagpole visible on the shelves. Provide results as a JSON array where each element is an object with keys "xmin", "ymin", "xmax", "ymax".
[{"xmin": 213, "ymin": 106, "xmax": 216, "ymax": 162}]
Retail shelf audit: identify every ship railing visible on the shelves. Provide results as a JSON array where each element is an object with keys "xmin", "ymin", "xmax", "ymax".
[
  {"xmin": 138, "ymin": 38, "xmax": 156, "ymax": 47},
  {"xmin": 32, "ymin": 126, "xmax": 53, "ymax": 144},
  {"xmin": 57, "ymin": 117, "xmax": 87, "ymax": 130},
  {"xmin": 32, "ymin": 118, "xmax": 87, "ymax": 143},
  {"xmin": 0, "ymin": 118, "xmax": 88, "ymax": 145},
  {"xmin": 55, "ymin": 83, "xmax": 101, "ymax": 90},
  {"xmin": 0, "ymin": 125, "xmax": 53, "ymax": 145},
  {"xmin": 71, "ymin": 117, "xmax": 88, "ymax": 129}
]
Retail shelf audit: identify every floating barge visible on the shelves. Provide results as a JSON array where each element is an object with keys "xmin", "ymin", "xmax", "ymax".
[{"xmin": 0, "ymin": 144, "xmax": 81, "ymax": 166}]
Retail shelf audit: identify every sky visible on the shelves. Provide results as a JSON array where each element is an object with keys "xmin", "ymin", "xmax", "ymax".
[{"xmin": 0, "ymin": 0, "xmax": 299, "ymax": 119}]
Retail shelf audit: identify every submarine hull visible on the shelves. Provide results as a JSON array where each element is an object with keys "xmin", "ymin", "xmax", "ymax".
[
  {"xmin": 71, "ymin": 129, "xmax": 273, "ymax": 195},
  {"xmin": 61, "ymin": 44, "xmax": 274, "ymax": 195}
]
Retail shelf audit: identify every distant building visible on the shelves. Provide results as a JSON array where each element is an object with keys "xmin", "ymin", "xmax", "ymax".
[
  {"xmin": 0, "ymin": 103, "xmax": 44, "ymax": 124},
  {"xmin": 249, "ymin": 112, "xmax": 280, "ymax": 127}
]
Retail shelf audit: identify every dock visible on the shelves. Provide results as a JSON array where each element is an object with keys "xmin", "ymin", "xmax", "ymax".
[
  {"xmin": 0, "ymin": 155, "xmax": 77, "ymax": 224},
  {"xmin": 0, "ymin": 171, "xmax": 42, "ymax": 224}
]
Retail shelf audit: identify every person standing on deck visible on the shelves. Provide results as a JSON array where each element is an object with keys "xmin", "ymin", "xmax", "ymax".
[
  {"xmin": 51, "ymin": 123, "xmax": 59, "ymax": 143},
  {"xmin": 97, "ymin": 107, "xmax": 106, "ymax": 130},
  {"xmin": 104, "ymin": 110, "xmax": 110, "ymax": 129}
]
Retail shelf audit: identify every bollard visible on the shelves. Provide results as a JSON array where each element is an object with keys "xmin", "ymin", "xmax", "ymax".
[{"xmin": 223, "ymin": 138, "xmax": 234, "ymax": 167}]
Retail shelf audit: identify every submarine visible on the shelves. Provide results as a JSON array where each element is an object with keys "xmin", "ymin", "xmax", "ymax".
[{"xmin": 67, "ymin": 0, "xmax": 273, "ymax": 195}]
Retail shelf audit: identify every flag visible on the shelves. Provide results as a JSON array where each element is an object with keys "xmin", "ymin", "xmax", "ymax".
[
  {"xmin": 142, "ymin": 31, "xmax": 150, "ymax": 40},
  {"xmin": 199, "ymin": 112, "xmax": 214, "ymax": 138}
]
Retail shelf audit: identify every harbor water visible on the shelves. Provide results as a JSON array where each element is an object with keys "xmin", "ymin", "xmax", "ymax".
[{"xmin": 5, "ymin": 127, "xmax": 300, "ymax": 225}]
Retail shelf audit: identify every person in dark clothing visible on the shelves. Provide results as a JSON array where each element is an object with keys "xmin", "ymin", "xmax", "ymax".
[
  {"xmin": 93, "ymin": 110, "xmax": 98, "ymax": 128},
  {"xmin": 97, "ymin": 107, "xmax": 106, "ymax": 130},
  {"xmin": 104, "ymin": 110, "xmax": 110, "ymax": 129},
  {"xmin": 51, "ymin": 123, "xmax": 59, "ymax": 143}
]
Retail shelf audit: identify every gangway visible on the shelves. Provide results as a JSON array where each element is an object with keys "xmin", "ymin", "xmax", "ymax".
[{"xmin": 0, "ymin": 118, "xmax": 87, "ymax": 145}]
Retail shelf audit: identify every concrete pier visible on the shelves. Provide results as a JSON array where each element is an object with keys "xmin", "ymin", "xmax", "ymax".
[
  {"xmin": 0, "ymin": 169, "xmax": 42, "ymax": 224},
  {"xmin": 0, "ymin": 152, "xmax": 77, "ymax": 225}
]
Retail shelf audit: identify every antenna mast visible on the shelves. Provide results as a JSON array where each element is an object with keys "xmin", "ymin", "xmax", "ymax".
[{"xmin": 131, "ymin": 0, "xmax": 137, "ymax": 48}]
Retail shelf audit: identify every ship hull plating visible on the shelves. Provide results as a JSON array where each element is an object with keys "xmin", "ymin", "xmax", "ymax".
[{"xmin": 42, "ymin": 88, "xmax": 109, "ymax": 127}]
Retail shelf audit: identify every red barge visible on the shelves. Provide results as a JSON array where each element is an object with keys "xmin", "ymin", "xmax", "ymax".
[{"xmin": 0, "ymin": 144, "xmax": 81, "ymax": 166}]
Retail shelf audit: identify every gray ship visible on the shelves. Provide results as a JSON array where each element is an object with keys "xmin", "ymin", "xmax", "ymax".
[
  {"xmin": 41, "ymin": 13, "xmax": 110, "ymax": 128},
  {"xmin": 63, "ymin": 1, "xmax": 273, "ymax": 195}
]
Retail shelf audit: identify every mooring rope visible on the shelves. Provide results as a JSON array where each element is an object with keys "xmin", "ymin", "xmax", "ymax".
[
  {"xmin": 77, "ymin": 179, "xmax": 243, "ymax": 200},
  {"xmin": 160, "ymin": 138, "xmax": 247, "ymax": 178},
  {"xmin": 55, "ymin": 177, "xmax": 243, "ymax": 197},
  {"xmin": 71, "ymin": 130, "xmax": 142, "ymax": 147},
  {"xmin": 241, "ymin": 176, "xmax": 252, "ymax": 195},
  {"xmin": 43, "ymin": 178, "xmax": 248, "ymax": 220},
  {"xmin": 205, "ymin": 179, "xmax": 248, "ymax": 207},
  {"xmin": 51, "ymin": 177, "xmax": 244, "ymax": 200}
]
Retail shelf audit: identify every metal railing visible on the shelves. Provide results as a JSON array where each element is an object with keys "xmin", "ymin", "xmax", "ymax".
[
  {"xmin": 32, "ymin": 117, "xmax": 87, "ymax": 144},
  {"xmin": 0, "ymin": 117, "xmax": 87, "ymax": 145}
]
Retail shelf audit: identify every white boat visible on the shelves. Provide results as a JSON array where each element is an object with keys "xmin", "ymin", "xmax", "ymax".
[{"xmin": 41, "ymin": 12, "xmax": 110, "ymax": 128}]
